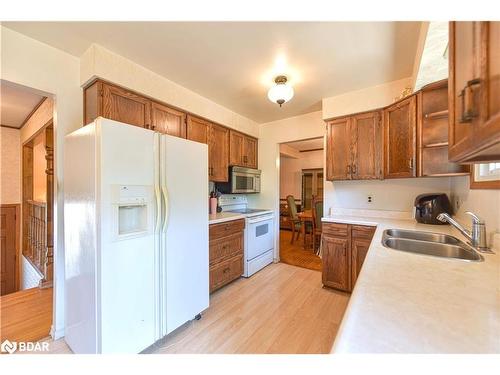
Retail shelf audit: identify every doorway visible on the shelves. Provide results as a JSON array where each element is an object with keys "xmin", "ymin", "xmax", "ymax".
[
  {"xmin": 279, "ymin": 137, "xmax": 324, "ymax": 271},
  {"xmin": 0, "ymin": 80, "xmax": 54, "ymax": 342}
]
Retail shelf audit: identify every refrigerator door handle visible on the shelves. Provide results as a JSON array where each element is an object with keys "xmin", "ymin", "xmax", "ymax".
[
  {"xmin": 154, "ymin": 133, "xmax": 162, "ymax": 234},
  {"xmin": 161, "ymin": 185, "xmax": 169, "ymax": 233}
]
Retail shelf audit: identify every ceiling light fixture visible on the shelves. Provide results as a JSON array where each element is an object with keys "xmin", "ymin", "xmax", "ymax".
[{"xmin": 267, "ymin": 75, "xmax": 294, "ymax": 107}]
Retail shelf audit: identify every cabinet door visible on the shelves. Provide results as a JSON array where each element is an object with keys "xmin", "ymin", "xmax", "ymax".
[
  {"xmin": 229, "ymin": 130, "xmax": 244, "ymax": 166},
  {"xmin": 209, "ymin": 123, "xmax": 229, "ymax": 182},
  {"xmin": 321, "ymin": 236, "xmax": 350, "ymax": 291},
  {"xmin": 243, "ymin": 136, "xmax": 257, "ymax": 168},
  {"xmin": 351, "ymin": 238, "xmax": 371, "ymax": 287},
  {"xmin": 186, "ymin": 115, "xmax": 209, "ymax": 144},
  {"xmin": 384, "ymin": 95, "xmax": 417, "ymax": 178},
  {"xmin": 472, "ymin": 22, "xmax": 500, "ymax": 160},
  {"xmin": 449, "ymin": 21, "xmax": 481, "ymax": 161},
  {"xmin": 352, "ymin": 111, "xmax": 383, "ymax": 179},
  {"xmin": 326, "ymin": 117, "xmax": 352, "ymax": 180},
  {"xmin": 151, "ymin": 102, "xmax": 186, "ymax": 138},
  {"xmin": 102, "ymin": 83, "xmax": 151, "ymax": 128}
]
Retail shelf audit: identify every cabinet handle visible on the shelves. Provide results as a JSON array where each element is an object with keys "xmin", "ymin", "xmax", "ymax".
[
  {"xmin": 223, "ymin": 267, "xmax": 230, "ymax": 274},
  {"xmin": 352, "ymin": 164, "xmax": 357, "ymax": 175},
  {"xmin": 459, "ymin": 78, "xmax": 481, "ymax": 123},
  {"xmin": 346, "ymin": 165, "xmax": 351, "ymax": 176},
  {"xmin": 408, "ymin": 158, "xmax": 414, "ymax": 170},
  {"xmin": 343, "ymin": 243, "xmax": 347, "ymax": 257},
  {"xmin": 151, "ymin": 125, "xmax": 156, "ymax": 131}
]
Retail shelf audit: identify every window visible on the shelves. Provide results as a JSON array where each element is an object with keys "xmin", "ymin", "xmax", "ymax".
[{"xmin": 471, "ymin": 163, "xmax": 500, "ymax": 189}]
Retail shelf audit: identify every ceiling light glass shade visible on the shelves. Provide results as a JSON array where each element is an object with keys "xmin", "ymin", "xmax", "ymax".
[{"xmin": 267, "ymin": 76, "xmax": 294, "ymax": 106}]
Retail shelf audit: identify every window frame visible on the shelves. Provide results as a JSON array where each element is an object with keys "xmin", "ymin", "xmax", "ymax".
[{"xmin": 470, "ymin": 163, "xmax": 500, "ymax": 189}]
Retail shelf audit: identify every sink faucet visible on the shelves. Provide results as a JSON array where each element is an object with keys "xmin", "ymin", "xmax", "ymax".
[{"xmin": 437, "ymin": 212, "xmax": 493, "ymax": 253}]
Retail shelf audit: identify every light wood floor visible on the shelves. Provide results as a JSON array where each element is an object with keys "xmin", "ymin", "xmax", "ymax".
[
  {"xmin": 279, "ymin": 230, "xmax": 322, "ymax": 271},
  {"xmin": 1, "ymin": 287, "xmax": 53, "ymax": 342},
  {"xmin": 41, "ymin": 263, "xmax": 349, "ymax": 354}
]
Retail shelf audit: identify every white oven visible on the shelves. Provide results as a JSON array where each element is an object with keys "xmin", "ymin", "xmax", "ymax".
[
  {"xmin": 244, "ymin": 213, "xmax": 274, "ymax": 277},
  {"xmin": 246, "ymin": 214, "xmax": 274, "ymax": 260}
]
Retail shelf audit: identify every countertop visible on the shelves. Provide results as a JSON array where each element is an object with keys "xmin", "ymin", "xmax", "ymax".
[
  {"xmin": 322, "ymin": 214, "xmax": 500, "ymax": 353},
  {"xmin": 209, "ymin": 212, "xmax": 245, "ymax": 224}
]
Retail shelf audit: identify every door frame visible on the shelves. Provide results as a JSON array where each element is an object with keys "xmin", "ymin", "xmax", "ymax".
[{"xmin": 1, "ymin": 204, "xmax": 21, "ymax": 293}]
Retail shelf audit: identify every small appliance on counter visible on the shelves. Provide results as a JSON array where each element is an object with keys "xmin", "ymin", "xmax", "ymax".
[{"xmin": 413, "ymin": 193, "xmax": 452, "ymax": 224}]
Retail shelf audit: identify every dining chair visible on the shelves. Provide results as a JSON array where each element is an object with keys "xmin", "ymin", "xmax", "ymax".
[
  {"xmin": 311, "ymin": 196, "xmax": 323, "ymax": 252},
  {"xmin": 286, "ymin": 195, "xmax": 301, "ymax": 244}
]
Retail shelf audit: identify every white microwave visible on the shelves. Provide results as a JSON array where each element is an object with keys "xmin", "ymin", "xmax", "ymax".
[{"xmin": 217, "ymin": 166, "xmax": 261, "ymax": 194}]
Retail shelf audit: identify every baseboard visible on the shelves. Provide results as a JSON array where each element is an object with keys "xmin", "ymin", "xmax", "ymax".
[{"xmin": 50, "ymin": 324, "xmax": 64, "ymax": 340}]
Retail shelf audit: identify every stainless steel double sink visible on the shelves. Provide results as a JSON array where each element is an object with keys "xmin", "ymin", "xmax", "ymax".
[{"xmin": 382, "ymin": 229, "xmax": 483, "ymax": 262}]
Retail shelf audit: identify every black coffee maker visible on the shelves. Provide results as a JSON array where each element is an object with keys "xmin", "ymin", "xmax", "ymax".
[{"xmin": 414, "ymin": 193, "xmax": 452, "ymax": 224}]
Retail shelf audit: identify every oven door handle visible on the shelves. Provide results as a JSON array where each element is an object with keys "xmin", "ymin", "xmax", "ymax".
[{"xmin": 248, "ymin": 215, "xmax": 274, "ymax": 224}]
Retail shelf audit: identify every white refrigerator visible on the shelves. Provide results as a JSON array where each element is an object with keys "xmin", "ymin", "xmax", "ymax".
[{"xmin": 64, "ymin": 117, "xmax": 209, "ymax": 353}]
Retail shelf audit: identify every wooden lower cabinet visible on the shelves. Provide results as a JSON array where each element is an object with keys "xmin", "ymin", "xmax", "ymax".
[
  {"xmin": 209, "ymin": 219, "xmax": 245, "ymax": 293},
  {"xmin": 322, "ymin": 235, "xmax": 350, "ymax": 291},
  {"xmin": 322, "ymin": 223, "xmax": 375, "ymax": 292}
]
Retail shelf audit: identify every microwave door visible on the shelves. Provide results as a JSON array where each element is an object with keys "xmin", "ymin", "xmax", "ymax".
[{"xmin": 232, "ymin": 173, "xmax": 255, "ymax": 193}]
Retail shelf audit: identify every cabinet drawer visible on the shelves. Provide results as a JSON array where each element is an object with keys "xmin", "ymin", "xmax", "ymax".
[
  {"xmin": 209, "ymin": 232, "xmax": 243, "ymax": 265},
  {"xmin": 322, "ymin": 222, "xmax": 349, "ymax": 237},
  {"xmin": 210, "ymin": 219, "xmax": 245, "ymax": 239},
  {"xmin": 209, "ymin": 255, "xmax": 243, "ymax": 293},
  {"xmin": 351, "ymin": 225, "xmax": 376, "ymax": 240}
]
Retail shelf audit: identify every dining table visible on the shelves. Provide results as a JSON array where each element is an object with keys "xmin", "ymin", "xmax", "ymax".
[{"xmin": 297, "ymin": 209, "xmax": 313, "ymax": 249}]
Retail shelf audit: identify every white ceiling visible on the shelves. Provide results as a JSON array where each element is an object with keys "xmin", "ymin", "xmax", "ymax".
[
  {"xmin": 1, "ymin": 80, "xmax": 46, "ymax": 128},
  {"xmin": 284, "ymin": 137, "xmax": 324, "ymax": 151},
  {"xmin": 3, "ymin": 22, "xmax": 422, "ymax": 123}
]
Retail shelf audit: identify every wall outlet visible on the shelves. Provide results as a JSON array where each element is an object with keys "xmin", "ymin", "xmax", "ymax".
[{"xmin": 367, "ymin": 195, "xmax": 373, "ymax": 204}]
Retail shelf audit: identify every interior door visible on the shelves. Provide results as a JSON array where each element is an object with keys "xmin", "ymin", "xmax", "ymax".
[
  {"xmin": 151, "ymin": 102, "xmax": 186, "ymax": 138},
  {"xmin": 1, "ymin": 205, "xmax": 18, "ymax": 295},
  {"xmin": 352, "ymin": 111, "xmax": 382, "ymax": 179},
  {"xmin": 326, "ymin": 117, "xmax": 351, "ymax": 180},
  {"xmin": 384, "ymin": 95, "xmax": 417, "ymax": 178}
]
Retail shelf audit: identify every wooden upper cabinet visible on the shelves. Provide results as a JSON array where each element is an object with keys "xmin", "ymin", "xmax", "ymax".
[
  {"xmin": 209, "ymin": 123, "xmax": 229, "ymax": 182},
  {"xmin": 242, "ymin": 136, "xmax": 257, "ymax": 169},
  {"xmin": 326, "ymin": 117, "xmax": 351, "ymax": 180},
  {"xmin": 384, "ymin": 95, "xmax": 417, "ymax": 178},
  {"xmin": 229, "ymin": 130, "xmax": 258, "ymax": 169},
  {"xmin": 186, "ymin": 115, "xmax": 209, "ymax": 144},
  {"xmin": 351, "ymin": 111, "xmax": 383, "ymax": 179},
  {"xmin": 449, "ymin": 21, "xmax": 500, "ymax": 162},
  {"xmin": 326, "ymin": 111, "xmax": 382, "ymax": 181},
  {"xmin": 101, "ymin": 83, "xmax": 151, "ymax": 128},
  {"xmin": 151, "ymin": 102, "xmax": 186, "ymax": 138},
  {"xmin": 229, "ymin": 131, "xmax": 244, "ymax": 166}
]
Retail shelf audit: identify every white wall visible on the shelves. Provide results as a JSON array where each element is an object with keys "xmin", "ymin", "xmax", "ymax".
[
  {"xmin": 280, "ymin": 150, "xmax": 323, "ymax": 200},
  {"xmin": 2, "ymin": 25, "xmax": 84, "ymax": 339},
  {"xmin": 325, "ymin": 177, "xmax": 452, "ymax": 214},
  {"xmin": 322, "ymin": 77, "xmax": 412, "ymax": 120},
  {"xmin": 80, "ymin": 44, "xmax": 259, "ymax": 137},
  {"xmin": 0, "ymin": 127, "xmax": 21, "ymax": 204},
  {"xmin": 450, "ymin": 176, "xmax": 500, "ymax": 239}
]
